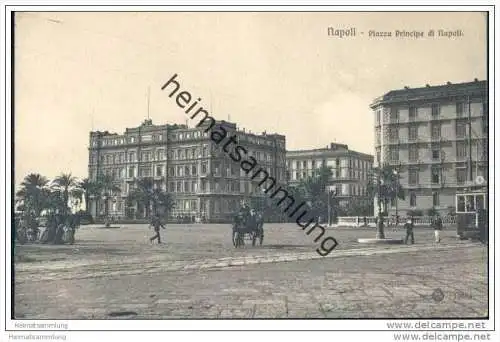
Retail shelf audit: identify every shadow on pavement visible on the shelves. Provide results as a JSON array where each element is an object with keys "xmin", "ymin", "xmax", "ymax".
[{"xmin": 258, "ymin": 244, "xmax": 310, "ymax": 250}]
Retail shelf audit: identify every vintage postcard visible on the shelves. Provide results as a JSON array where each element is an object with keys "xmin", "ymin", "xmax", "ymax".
[{"xmin": 3, "ymin": 5, "xmax": 496, "ymax": 342}]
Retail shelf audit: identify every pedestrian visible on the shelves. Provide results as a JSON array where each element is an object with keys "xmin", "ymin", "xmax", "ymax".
[
  {"xmin": 149, "ymin": 214, "xmax": 166, "ymax": 244},
  {"xmin": 404, "ymin": 216, "xmax": 415, "ymax": 244},
  {"xmin": 433, "ymin": 214, "xmax": 443, "ymax": 243}
]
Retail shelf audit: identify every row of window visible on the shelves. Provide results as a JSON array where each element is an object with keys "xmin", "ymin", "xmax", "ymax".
[
  {"xmin": 287, "ymin": 158, "xmax": 371, "ymax": 170},
  {"xmin": 386, "ymin": 141, "xmax": 488, "ymax": 162},
  {"xmin": 93, "ymin": 128, "xmax": 286, "ymax": 148},
  {"xmin": 406, "ymin": 167, "xmax": 487, "ymax": 186},
  {"xmin": 92, "ymin": 145, "xmax": 282, "ymax": 165},
  {"xmin": 92, "ymin": 134, "xmax": 164, "ymax": 147},
  {"xmin": 394, "ymin": 192, "xmax": 486, "ymax": 209},
  {"xmin": 167, "ymin": 180, "xmax": 265, "ymax": 194},
  {"xmin": 405, "ymin": 192, "xmax": 439, "ymax": 207},
  {"xmin": 389, "ymin": 191, "xmax": 441, "ymax": 207},
  {"xmin": 381, "ymin": 120, "xmax": 487, "ymax": 146},
  {"xmin": 376, "ymin": 102, "xmax": 487, "ymax": 125},
  {"xmin": 288, "ymin": 169, "xmax": 368, "ymax": 181},
  {"xmin": 92, "ymin": 163, "xmax": 284, "ymax": 182},
  {"xmin": 170, "ymin": 198, "xmax": 240, "ymax": 214}
]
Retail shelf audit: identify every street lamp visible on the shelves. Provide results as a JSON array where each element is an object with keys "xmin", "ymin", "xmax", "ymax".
[
  {"xmin": 327, "ymin": 187, "xmax": 337, "ymax": 227},
  {"xmin": 393, "ymin": 162, "xmax": 402, "ymax": 220}
]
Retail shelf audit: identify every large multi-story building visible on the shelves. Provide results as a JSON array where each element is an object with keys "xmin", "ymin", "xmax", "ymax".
[
  {"xmin": 286, "ymin": 143, "xmax": 374, "ymax": 213},
  {"xmin": 88, "ymin": 119, "xmax": 286, "ymax": 222},
  {"xmin": 370, "ymin": 79, "xmax": 488, "ymax": 216}
]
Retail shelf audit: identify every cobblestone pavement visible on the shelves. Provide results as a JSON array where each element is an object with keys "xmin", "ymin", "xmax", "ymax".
[{"xmin": 13, "ymin": 224, "xmax": 488, "ymax": 319}]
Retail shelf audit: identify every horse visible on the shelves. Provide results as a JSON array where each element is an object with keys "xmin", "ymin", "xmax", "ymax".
[{"xmin": 232, "ymin": 211, "xmax": 264, "ymax": 248}]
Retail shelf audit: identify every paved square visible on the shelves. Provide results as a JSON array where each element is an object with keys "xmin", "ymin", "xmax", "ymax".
[{"xmin": 13, "ymin": 223, "xmax": 488, "ymax": 319}]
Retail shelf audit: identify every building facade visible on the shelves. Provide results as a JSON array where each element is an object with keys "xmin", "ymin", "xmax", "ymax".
[
  {"xmin": 286, "ymin": 143, "xmax": 374, "ymax": 213},
  {"xmin": 370, "ymin": 79, "xmax": 488, "ymax": 216},
  {"xmin": 88, "ymin": 119, "xmax": 286, "ymax": 222}
]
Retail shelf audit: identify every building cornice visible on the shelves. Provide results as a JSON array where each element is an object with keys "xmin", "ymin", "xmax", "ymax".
[{"xmin": 370, "ymin": 80, "xmax": 488, "ymax": 109}]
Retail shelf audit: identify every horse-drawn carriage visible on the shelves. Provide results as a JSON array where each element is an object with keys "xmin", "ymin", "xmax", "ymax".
[{"xmin": 232, "ymin": 210, "xmax": 264, "ymax": 248}]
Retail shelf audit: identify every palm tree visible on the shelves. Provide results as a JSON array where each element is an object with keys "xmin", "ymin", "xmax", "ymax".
[
  {"xmin": 53, "ymin": 173, "xmax": 78, "ymax": 214},
  {"xmin": 127, "ymin": 177, "xmax": 175, "ymax": 219},
  {"xmin": 96, "ymin": 174, "xmax": 121, "ymax": 227},
  {"xmin": 150, "ymin": 187, "xmax": 175, "ymax": 217},
  {"xmin": 77, "ymin": 178, "xmax": 98, "ymax": 213},
  {"xmin": 16, "ymin": 173, "xmax": 49, "ymax": 216},
  {"xmin": 127, "ymin": 177, "xmax": 154, "ymax": 218},
  {"xmin": 367, "ymin": 164, "xmax": 405, "ymax": 239},
  {"xmin": 42, "ymin": 188, "xmax": 66, "ymax": 215}
]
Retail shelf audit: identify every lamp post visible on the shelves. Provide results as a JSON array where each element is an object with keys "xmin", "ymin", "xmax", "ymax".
[
  {"xmin": 327, "ymin": 188, "xmax": 332, "ymax": 226},
  {"xmin": 375, "ymin": 164, "xmax": 385, "ymax": 239},
  {"xmin": 393, "ymin": 162, "xmax": 402, "ymax": 219}
]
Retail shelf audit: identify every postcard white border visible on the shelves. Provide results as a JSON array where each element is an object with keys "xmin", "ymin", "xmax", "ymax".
[{"xmin": 1, "ymin": 2, "xmax": 497, "ymax": 336}]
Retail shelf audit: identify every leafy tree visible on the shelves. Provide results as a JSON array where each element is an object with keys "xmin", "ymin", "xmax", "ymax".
[
  {"xmin": 367, "ymin": 163, "xmax": 405, "ymax": 238},
  {"xmin": 296, "ymin": 165, "xmax": 337, "ymax": 223},
  {"xmin": 127, "ymin": 177, "xmax": 174, "ymax": 219}
]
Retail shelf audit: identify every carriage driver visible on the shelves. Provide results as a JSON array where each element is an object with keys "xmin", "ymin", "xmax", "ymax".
[{"xmin": 248, "ymin": 209, "xmax": 259, "ymax": 231}]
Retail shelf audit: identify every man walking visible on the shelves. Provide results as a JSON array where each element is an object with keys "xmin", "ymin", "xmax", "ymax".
[
  {"xmin": 150, "ymin": 214, "xmax": 166, "ymax": 244},
  {"xmin": 433, "ymin": 214, "xmax": 443, "ymax": 243},
  {"xmin": 404, "ymin": 216, "xmax": 415, "ymax": 244}
]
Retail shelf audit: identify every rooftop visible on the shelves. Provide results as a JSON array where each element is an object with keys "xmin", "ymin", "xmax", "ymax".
[
  {"xmin": 370, "ymin": 79, "xmax": 488, "ymax": 107},
  {"xmin": 287, "ymin": 143, "xmax": 373, "ymax": 160},
  {"xmin": 90, "ymin": 119, "xmax": 286, "ymax": 140}
]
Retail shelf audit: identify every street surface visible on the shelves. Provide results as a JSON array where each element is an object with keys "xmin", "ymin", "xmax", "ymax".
[{"xmin": 14, "ymin": 224, "xmax": 488, "ymax": 319}]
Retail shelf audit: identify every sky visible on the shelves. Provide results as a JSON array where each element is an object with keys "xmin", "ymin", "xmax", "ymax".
[{"xmin": 14, "ymin": 11, "xmax": 487, "ymax": 184}]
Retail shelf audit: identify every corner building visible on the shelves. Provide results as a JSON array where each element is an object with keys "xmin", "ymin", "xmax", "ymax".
[
  {"xmin": 88, "ymin": 119, "xmax": 286, "ymax": 222},
  {"xmin": 286, "ymin": 143, "xmax": 374, "ymax": 211},
  {"xmin": 371, "ymin": 79, "xmax": 488, "ymax": 216}
]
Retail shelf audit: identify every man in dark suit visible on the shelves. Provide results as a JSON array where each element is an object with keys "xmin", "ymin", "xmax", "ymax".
[
  {"xmin": 149, "ymin": 214, "xmax": 166, "ymax": 244},
  {"xmin": 404, "ymin": 217, "xmax": 415, "ymax": 244}
]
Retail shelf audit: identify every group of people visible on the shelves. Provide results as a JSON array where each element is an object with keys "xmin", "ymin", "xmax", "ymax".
[
  {"xmin": 233, "ymin": 205, "xmax": 264, "ymax": 230},
  {"xmin": 16, "ymin": 212, "xmax": 80, "ymax": 245},
  {"xmin": 379, "ymin": 214, "xmax": 443, "ymax": 245}
]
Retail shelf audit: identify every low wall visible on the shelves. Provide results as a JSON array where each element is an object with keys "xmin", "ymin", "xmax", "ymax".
[{"xmin": 336, "ymin": 216, "xmax": 456, "ymax": 228}]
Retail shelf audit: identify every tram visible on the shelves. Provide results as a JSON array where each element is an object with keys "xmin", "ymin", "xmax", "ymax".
[{"xmin": 455, "ymin": 181, "xmax": 488, "ymax": 242}]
